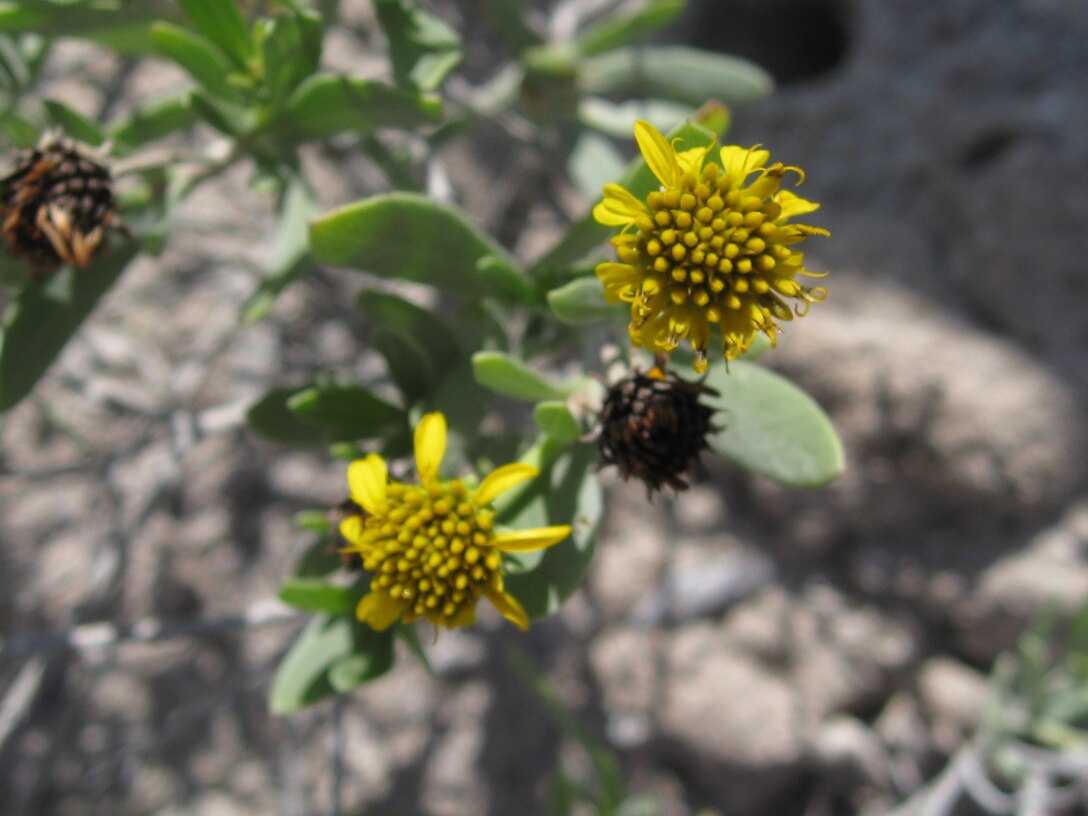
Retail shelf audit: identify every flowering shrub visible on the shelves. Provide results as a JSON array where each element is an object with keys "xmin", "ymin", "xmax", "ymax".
[{"xmin": 0, "ymin": 0, "xmax": 843, "ymax": 711}]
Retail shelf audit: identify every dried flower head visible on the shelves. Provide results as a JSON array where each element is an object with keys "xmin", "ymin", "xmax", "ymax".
[
  {"xmin": 594, "ymin": 120, "xmax": 829, "ymax": 372},
  {"xmin": 0, "ymin": 131, "xmax": 125, "ymax": 278},
  {"xmin": 340, "ymin": 412, "xmax": 572, "ymax": 632},
  {"xmin": 597, "ymin": 367, "xmax": 718, "ymax": 494}
]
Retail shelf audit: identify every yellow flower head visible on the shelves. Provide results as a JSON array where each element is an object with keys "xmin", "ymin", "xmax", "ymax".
[
  {"xmin": 340, "ymin": 412, "xmax": 572, "ymax": 632},
  {"xmin": 593, "ymin": 120, "xmax": 829, "ymax": 372}
]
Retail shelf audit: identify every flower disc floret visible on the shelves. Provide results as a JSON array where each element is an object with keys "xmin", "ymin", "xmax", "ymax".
[
  {"xmin": 593, "ymin": 121, "xmax": 829, "ymax": 372},
  {"xmin": 340, "ymin": 413, "xmax": 572, "ymax": 632}
]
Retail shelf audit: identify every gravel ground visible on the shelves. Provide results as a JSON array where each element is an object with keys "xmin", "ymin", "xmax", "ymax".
[{"xmin": 2, "ymin": 1, "xmax": 1088, "ymax": 815}]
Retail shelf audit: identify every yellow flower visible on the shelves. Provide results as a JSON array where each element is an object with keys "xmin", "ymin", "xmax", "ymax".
[
  {"xmin": 593, "ymin": 120, "xmax": 829, "ymax": 372},
  {"xmin": 340, "ymin": 412, "xmax": 572, "ymax": 632}
]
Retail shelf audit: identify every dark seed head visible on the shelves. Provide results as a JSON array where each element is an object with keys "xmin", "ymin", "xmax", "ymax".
[
  {"xmin": 0, "ymin": 131, "xmax": 123, "ymax": 278},
  {"xmin": 597, "ymin": 368, "xmax": 719, "ymax": 495}
]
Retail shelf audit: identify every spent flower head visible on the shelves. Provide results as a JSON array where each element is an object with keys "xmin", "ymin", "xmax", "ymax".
[
  {"xmin": 597, "ymin": 367, "xmax": 718, "ymax": 495},
  {"xmin": 594, "ymin": 120, "xmax": 829, "ymax": 372},
  {"xmin": 0, "ymin": 131, "xmax": 125, "ymax": 278},
  {"xmin": 340, "ymin": 412, "xmax": 572, "ymax": 632}
]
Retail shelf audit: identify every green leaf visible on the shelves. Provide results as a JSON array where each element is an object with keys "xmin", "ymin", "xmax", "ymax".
[
  {"xmin": 582, "ymin": 46, "xmax": 773, "ymax": 108},
  {"xmin": 372, "ymin": 327, "xmax": 435, "ymax": 404},
  {"xmin": 328, "ymin": 625, "xmax": 395, "ymax": 693},
  {"xmin": 279, "ymin": 73, "xmax": 443, "ymax": 142},
  {"xmin": 480, "ymin": 0, "xmax": 539, "ymax": 55},
  {"xmin": 269, "ymin": 615, "xmax": 352, "ymax": 713},
  {"xmin": 472, "ymin": 351, "xmax": 579, "ymax": 402},
  {"xmin": 242, "ymin": 174, "xmax": 318, "ymax": 322},
  {"xmin": 178, "ymin": 0, "xmax": 254, "ymax": 70},
  {"xmin": 0, "ymin": 112, "xmax": 40, "ymax": 148},
  {"xmin": 567, "ymin": 130, "xmax": 626, "ymax": 200},
  {"xmin": 109, "ymin": 92, "xmax": 196, "ymax": 151},
  {"xmin": 503, "ymin": 444, "xmax": 602, "ymax": 619},
  {"xmin": 547, "ymin": 275, "xmax": 625, "ymax": 324},
  {"xmin": 150, "ymin": 22, "xmax": 243, "ymax": 101},
  {"xmin": 0, "ymin": 242, "xmax": 139, "ymax": 413},
  {"xmin": 310, "ymin": 193, "xmax": 533, "ymax": 304},
  {"xmin": 42, "ymin": 99, "xmax": 104, "ymax": 146},
  {"xmin": 295, "ymin": 510, "xmax": 334, "ymax": 534},
  {"xmin": 533, "ymin": 401, "xmax": 581, "ymax": 444},
  {"xmin": 189, "ymin": 90, "xmax": 253, "ymax": 137},
  {"xmin": 374, "ymin": 0, "xmax": 462, "ymax": 92},
  {"xmin": 0, "ymin": 5, "xmax": 48, "ymax": 30},
  {"xmin": 287, "ymin": 384, "xmax": 404, "ymax": 442},
  {"xmin": 279, "ymin": 578, "xmax": 355, "ymax": 615},
  {"xmin": 254, "ymin": 9, "xmax": 323, "ymax": 109},
  {"xmin": 578, "ymin": 96, "xmax": 698, "ymax": 140},
  {"xmin": 356, "ymin": 289, "xmax": 460, "ymax": 367},
  {"xmin": 574, "ymin": 0, "xmax": 685, "ymax": 57},
  {"xmin": 246, "ymin": 386, "xmax": 326, "ymax": 447},
  {"xmin": 703, "ymin": 361, "xmax": 844, "ymax": 487},
  {"xmin": 293, "ymin": 536, "xmax": 343, "ymax": 578}
]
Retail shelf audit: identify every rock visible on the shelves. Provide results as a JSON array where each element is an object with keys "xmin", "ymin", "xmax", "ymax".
[
  {"xmin": 953, "ymin": 521, "xmax": 1088, "ymax": 661},
  {"xmin": 659, "ymin": 624, "xmax": 805, "ymax": 814},
  {"xmin": 815, "ymin": 716, "xmax": 891, "ymax": 790},
  {"xmin": 632, "ymin": 543, "xmax": 776, "ymax": 625},
  {"xmin": 917, "ymin": 657, "xmax": 989, "ymax": 752},
  {"xmin": 588, "ymin": 480, "xmax": 669, "ymax": 621},
  {"xmin": 771, "ymin": 274, "xmax": 1087, "ymax": 535}
]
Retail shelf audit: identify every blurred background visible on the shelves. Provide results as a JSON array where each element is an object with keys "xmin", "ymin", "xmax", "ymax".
[{"xmin": 1, "ymin": 0, "xmax": 1087, "ymax": 814}]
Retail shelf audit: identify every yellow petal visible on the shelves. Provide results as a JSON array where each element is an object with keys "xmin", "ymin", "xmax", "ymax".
[
  {"xmin": 475, "ymin": 463, "xmax": 539, "ymax": 506},
  {"xmin": 347, "ymin": 455, "xmax": 388, "ymax": 515},
  {"xmin": 719, "ymin": 145, "xmax": 771, "ymax": 187},
  {"xmin": 339, "ymin": 515, "xmax": 364, "ymax": 544},
  {"xmin": 775, "ymin": 190, "xmax": 821, "ymax": 220},
  {"xmin": 676, "ymin": 145, "xmax": 709, "ymax": 177},
  {"xmin": 447, "ymin": 603, "xmax": 477, "ymax": 629},
  {"xmin": 414, "ymin": 411, "xmax": 447, "ymax": 483},
  {"xmin": 634, "ymin": 119, "xmax": 680, "ymax": 187},
  {"xmin": 593, "ymin": 184, "xmax": 648, "ymax": 226},
  {"xmin": 356, "ymin": 592, "xmax": 402, "ymax": 631},
  {"xmin": 485, "ymin": 588, "xmax": 530, "ymax": 631},
  {"xmin": 491, "ymin": 524, "xmax": 572, "ymax": 552}
]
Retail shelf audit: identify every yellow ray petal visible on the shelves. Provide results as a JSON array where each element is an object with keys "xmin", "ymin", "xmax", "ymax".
[
  {"xmin": 339, "ymin": 514, "xmax": 365, "ymax": 545},
  {"xmin": 634, "ymin": 120, "xmax": 680, "ymax": 187},
  {"xmin": 448, "ymin": 603, "xmax": 477, "ymax": 629},
  {"xmin": 348, "ymin": 455, "xmax": 388, "ymax": 515},
  {"xmin": 414, "ymin": 411, "xmax": 447, "ymax": 483},
  {"xmin": 491, "ymin": 524, "xmax": 572, "ymax": 552},
  {"xmin": 676, "ymin": 145, "xmax": 709, "ymax": 177},
  {"xmin": 719, "ymin": 145, "xmax": 771, "ymax": 187},
  {"xmin": 775, "ymin": 189, "xmax": 821, "ymax": 220},
  {"xmin": 474, "ymin": 462, "xmax": 539, "ymax": 506},
  {"xmin": 593, "ymin": 184, "xmax": 648, "ymax": 226},
  {"xmin": 356, "ymin": 592, "xmax": 402, "ymax": 631},
  {"xmin": 485, "ymin": 587, "xmax": 530, "ymax": 631}
]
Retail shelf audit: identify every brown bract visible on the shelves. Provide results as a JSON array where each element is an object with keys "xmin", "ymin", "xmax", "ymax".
[
  {"xmin": 597, "ymin": 368, "xmax": 719, "ymax": 496},
  {"xmin": 0, "ymin": 132, "xmax": 126, "ymax": 279}
]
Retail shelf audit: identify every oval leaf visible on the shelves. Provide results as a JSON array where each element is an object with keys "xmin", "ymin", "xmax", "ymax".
[
  {"xmin": 287, "ymin": 384, "xmax": 404, "ymax": 442},
  {"xmin": 279, "ymin": 579, "xmax": 354, "ymax": 615},
  {"xmin": 703, "ymin": 360, "xmax": 844, "ymax": 487},
  {"xmin": 246, "ymin": 386, "xmax": 326, "ymax": 447},
  {"xmin": 269, "ymin": 615, "xmax": 352, "ymax": 714},
  {"xmin": 328, "ymin": 624, "xmax": 395, "ymax": 692},
  {"xmin": 547, "ymin": 275, "xmax": 625, "ymax": 324},
  {"xmin": 0, "ymin": 242, "xmax": 139, "ymax": 412},
  {"xmin": 310, "ymin": 193, "xmax": 532, "ymax": 303},
  {"xmin": 533, "ymin": 401, "xmax": 581, "ymax": 444},
  {"xmin": 281, "ymin": 74, "xmax": 442, "ymax": 142},
  {"xmin": 472, "ymin": 351, "xmax": 578, "ymax": 402},
  {"xmin": 581, "ymin": 46, "xmax": 773, "ymax": 108},
  {"xmin": 502, "ymin": 444, "xmax": 603, "ymax": 620}
]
